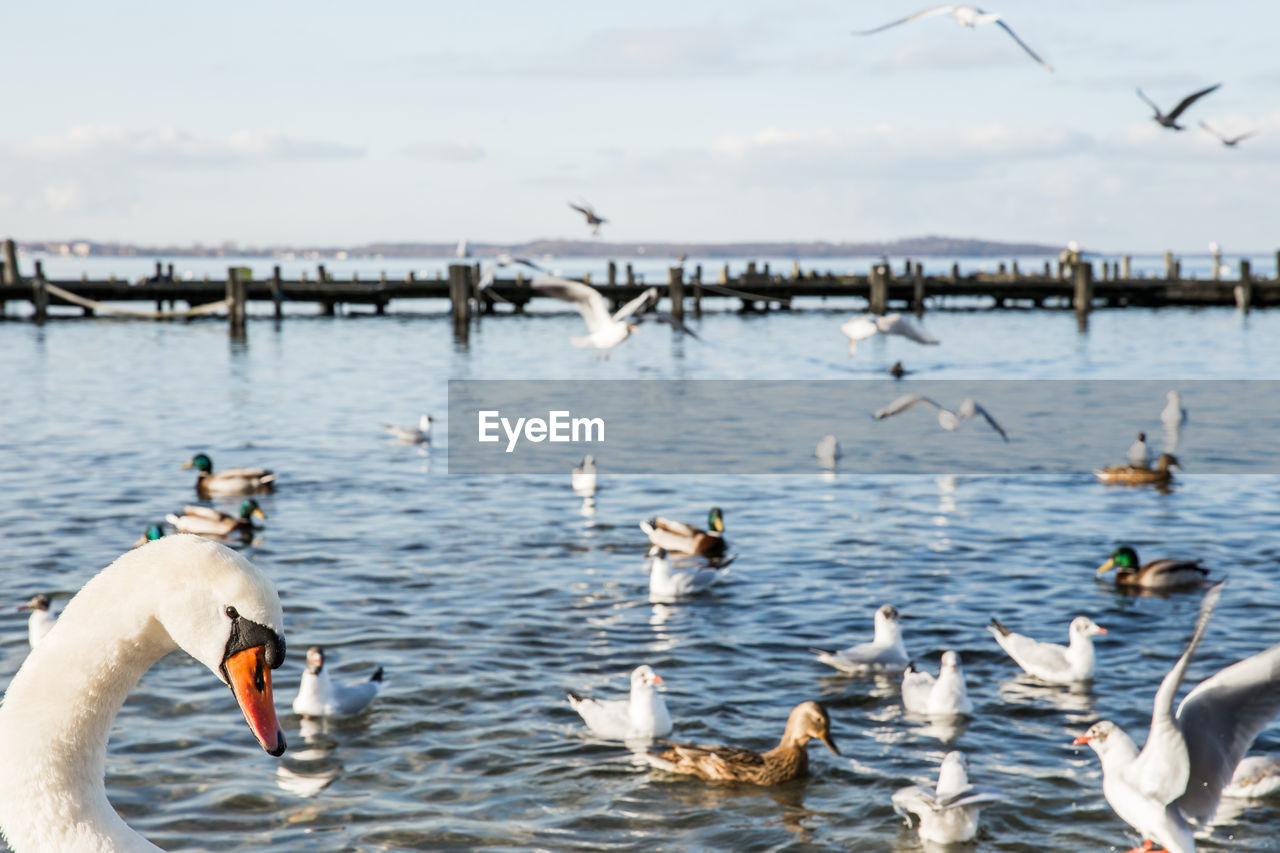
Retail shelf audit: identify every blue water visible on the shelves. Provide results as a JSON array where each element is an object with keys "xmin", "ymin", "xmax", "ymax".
[{"xmin": 1, "ymin": 301, "xmax": 1278, "ymax": 851}]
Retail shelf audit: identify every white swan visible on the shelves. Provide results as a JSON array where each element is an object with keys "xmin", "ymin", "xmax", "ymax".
[{"xmin": 0, "ymin": 535, "xmax": 287, "ymax": 852}]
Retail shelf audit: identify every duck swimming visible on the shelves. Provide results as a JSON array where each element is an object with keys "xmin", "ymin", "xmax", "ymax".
[
  {"xmin": 1094, "ymin": 453, "xmax": 1178, "ymax": 487},
  {"xmin": 183, "ymin": 453, "xmax": 277, "ymax": 497},
  {"xmin": 640, "ymin": 507, "xmax": 728, "ymax": 563},
  {"xmin": 166, "ymin": 499, "xmax": 266, "ymax": 539},
  {"xmin": 1097, "ymin": 546, "xmax": 1209, "ymax": 590}
]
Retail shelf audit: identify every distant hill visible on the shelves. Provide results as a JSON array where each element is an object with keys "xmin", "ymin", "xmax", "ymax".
[{"xmin": 21, "ymin": 234, "xmax": 1063, "ymax": 259}]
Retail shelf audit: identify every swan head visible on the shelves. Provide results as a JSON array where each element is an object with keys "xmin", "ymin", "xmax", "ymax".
[
  {"xmin": 143, "ymin": 535, "xmax": 287, "ymax": 756},
  {"xmin": 183, "ymin": 453, "xmax": 214, "ymax": 473}
]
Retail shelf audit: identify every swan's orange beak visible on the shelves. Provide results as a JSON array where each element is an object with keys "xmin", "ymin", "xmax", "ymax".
[{"xmin": 225, "ymin": 645, "xmax": 286, "ymax": 756}]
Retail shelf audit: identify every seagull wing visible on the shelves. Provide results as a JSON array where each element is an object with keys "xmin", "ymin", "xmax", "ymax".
[
  {"xmin": 1228, "ymin": 129, "xmax": 1259, "ymax": 145},
  {"xmin": 613, "ymin": 286, "xmax": 659, "ymax": 323},
  {"xmin": 1126, "ymin": 581, "xmax": 1225, "ymax": 805},
  {"xmin": 853, "ymin": 5, "xmax": 958, "ymax": 36},
  {"xmin": 512, "ymin": 256, "xmax": 545, "ymax": 272},
  {"xmin": 880, "ymin": 313, "xmax": 940, "ymax": 344},
  {"xmin": 568, "ymin": 202, "xmax": 591, "ymax": 218},
  {"xmin": 532, "ymin": 275, "xmax": 612, "ymax": 332},
  {"xmin": 993, "ymin": 20, "xmax": 1052, "ymax": 71},
  {"xmin": 1166, "ymin": 83, "xmax": 1222, "ymax": 122},
  {"xmin": 1174, "ymin": 640, "xmax": 1280, "ymax": 823},
  {"xmin": 841, "ymin": 315, "xmax": 881, "ymax": 343},
  {"xmin": 956, "ymin": 398, "xmax": 1009, "ymax": 441},
  {"xmin": 936, "ymin": 785, "xmax": 1010, "ymax": 809},
  {"xmin": 1199, "ymin": 121, "xmax": 1227, "ymax": 143},
  {"xmin": 874, "ymin": 394, "xmax": 944, "ymax": 420},
  {"xmin": 1136, "ymin": 88, "xmax": 1163, "ymax": 118},
  {"xmin": 477, "ymin": 263, "xmax": 497, "ymax": 291}
]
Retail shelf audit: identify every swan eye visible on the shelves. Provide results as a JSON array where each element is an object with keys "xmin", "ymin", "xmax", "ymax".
[{"xmin": 225, "ymin": 606, "xmax": 239, "ymax": 620}]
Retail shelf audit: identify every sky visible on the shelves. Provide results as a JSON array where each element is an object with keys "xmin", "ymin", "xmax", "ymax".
[{"xmin": 2, "ymin": 0, "xmax": 1278, "ymax": 251}]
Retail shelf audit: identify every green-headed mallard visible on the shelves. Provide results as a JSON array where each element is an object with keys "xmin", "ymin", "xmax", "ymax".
[
  {"xmin": 166, "ymin": 499, "xmax": 266, "ymax": 538},
  {"xmin": 640, "ymin": 507, "xmax": 727, "ymax": 562},
  {"xmin": 183, "ymin": 453, "xmax": 277, "ymax": 496},
  {"xmin": 1094, "ymin": 453, "xmax": 1178, "ymax": 486},
  {"xmin": 131, "ymin": 523, "xmax": 165, "ymax": 548},
  {"xmin": 644, "ymin": 700, "xmax": 838, "ymax": 785},
  {"xmin": 1097, "ymin": 545, "xmax": 1208, "ymax": 589}
]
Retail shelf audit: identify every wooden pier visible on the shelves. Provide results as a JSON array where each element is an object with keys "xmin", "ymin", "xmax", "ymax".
[{"xmin": 1, "ymin": 239, "xmax": 1277, "ymax": 340}]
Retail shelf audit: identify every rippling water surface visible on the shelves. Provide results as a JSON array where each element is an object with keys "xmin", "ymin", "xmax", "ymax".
[{"xmin": 2, "ymin": 302, "xmax": 1279, "ymax": 852}]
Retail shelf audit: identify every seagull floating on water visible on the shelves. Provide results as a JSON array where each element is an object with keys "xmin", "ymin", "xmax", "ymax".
[
  {"xmin": 647, "ymin": 546, "xmax": 730, "ymax": 604},
  {"xmin": 853, "ymin": 5, "xmax": 1053, "ymax": 71},
  {"xmin": 292, "ymin": 646, "xmax": 385, "ymax": 718},
  {"xmin": 988, "ymin": 615, "xmax": 1107, "ymax": 685},
  {"xmin": 903, "ymin": 651, "xmax": 974, "ymax": 716},
  {"xmin": 1074, "ymin": 581, "xmax": 1280, "ymax": 853},
  {"xmin": 1137, "ymin": 83, "xmax": 1221, "ymax": 130},
  {"xmin": 572, "ymin": 454, "xmax": 597, "ymax": 497},
  {"xmin": 568, "ymin": 664, "xmax": 672, "ymax": 741},
  {"xmin": 813, "ymin": 604, "xmax": 909, "ymax": 675},
  {"xmin": 841, "ymin": 313, "xmax": 939, "ymax": 355},
  {"xmin": 815, "ymin": 434, "xmax": 842, "ymax": 469},
  {"xmin": 891, "ymin": 751, "xmax": 1009, "ymax": 844},
  {"xmin": 384, "ymin": 414, "xmax": 432, "ymax": 444},
  {"xmin": 1162, "ymin": 390, "xmax": 1187, "ymax": 430},
  {"xmin": 17, "ymin": 594, "xmax": 57, "ymax": 649},
  {"xmin": 569, "ymin": 201, "xmax": 608, "ymax": 236},
  {"xmin": 874, "ymin": 394, "xmax": 1009, "ymax": 441},
  {"xmin": 1199, "ymin": 121, "xmax": 1258, "ymax": 148}
]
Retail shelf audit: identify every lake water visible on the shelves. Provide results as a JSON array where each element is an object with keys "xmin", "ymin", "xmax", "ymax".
[{"xmin": 2, "ymin": 290, "xmax": 1279, "ymax": 851}]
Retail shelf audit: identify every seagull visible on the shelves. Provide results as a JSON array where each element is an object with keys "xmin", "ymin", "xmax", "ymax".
[
  {"xmin": 647, "ymin": 546, "xmax": 730, "ymax": 604},
  {"xmin": 853, "ymin": 5, "xmax": 1053, "ymax": 71},
  {"xmin": 813, "ymin": 604, "xmax": 909, "ymax": 675},
  {"xmin": 533, "ymin": 275, "xmax": 693, "ymax": 357},
  {"xmin": 988, "ymin": 615, "xmax": 1107, "ymax": 685},
  {"xmin": 891, "ymin": 751, "xmax": 1009, "ymax": 844},
  {"xmin": 17, "ymin": 594, "xmax": 57, "ymax": 649},
  {"xmin": 1162, "ymin": 390, "xmax": 1187, "ymax": 430},
  {"xmin": 292, "ymin": 646, "xmax": 385, "ymax": 718},
  {"xmin": 569, "ymin": 201, "xmax": 608, "ymax": 236},
  {"xmin": 1074, "ymin": 581, "xmax": 1280, "ymax": 853},
  {"xmin": 1199, "ymin": 121, "xmax": 1258, "ymax": 148},
  {"xmin": 567, "ymin": 664, "xmax": 672, "ymax": 740},
  {"xmin": 873, "ymin": 394, "xmax": 1009, "ymax": 441},
  {"xmin": 1137, "ymin": 84, "xmax": 1222, "ymax": 130},
  {"xmin": 1127, "ymin": 431, "xmax": 1151, "ymax": 469},
  {"xmin": 1222, "ymin": 755, "xmax": 1280, "ymax": 800},
  {"xmin": 903, "ymin": 651, "xmax": 974, "ymax": 716},
  {"xmin": 572, "ymin": 454, "xmax": 597, "ymax": 497},
  {"xmin": 815, "ymin": 434, "xmax": 841, "ymax": 469},
  {"xmin": 384, "ymin": 414, "xmax": 432, "ymax": 444},
  {"xmin": 841, "ymin": 313, "xmax": 939, "ymax": 355},
  {"xmin": 477, "ymin": 254, "xmax": 544, "ymax": 290}
]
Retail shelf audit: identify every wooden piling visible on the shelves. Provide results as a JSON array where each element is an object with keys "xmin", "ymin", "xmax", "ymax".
[
  {"xmin": 693, "ymin": 264, "xmax": 703, "ymax": 316},
  {"xmin": 167, "ymin": 263, "xmax": 174, "ymax": 280},
  {"xmin": 608, "ymin": 261, "xmax": 616, "ymax": 286},
  {"xmin": 2, "ymin": 238, "xmax": 19, "ymax": 287},
  {"xmin": 448, "ymin": 263, "xmax": 472, "ymax": 340},
  {"xmin": 667, "ymin": 266, "xmax": 685, "ymax": 324},
  {"xmin": 1163, "ymin": 252, "xmax": 1174, "ymax": 280},
  {"xmin": 950, "ymin": 262, "xmax": 960, "ymax": 283},
  {"xmin": 1043, "ymin": 261, "xmax": 1051, "ymax": 278},
  {"xmin": 1174, "ymin": 260, "xmax": 1181, "ymax": 280},
  {"xmin": 869, "ymin": 263, "xmax": 888, "ymax": 315},
  {"xmin": 32, "ymin": 260, "xmax": 48, "ymax": 325},
  {"xmin": 1212, "ymin": 250, "xmax": 1222, "ymax": 281},
  {"xmin": 272, "ymin": 266, "xmax": 284, "ymax": 319},
  {"xmin": 1122, "ymin": 255, "xmax": 1131, "ymax": 279},
  {"xmin": 226, "ymin": 267, "xmax": 246, "ymax": 336},
  {"xmin": 912, "ymin": 262, "xmax": 924, "ymax": 316},
  {"xmin": 1074, "ymin": 260, "xmax": 1093, "ymax": 325},
  {"xmin": 1237, "ymin": 259, "xmax": 1253, "ymax": 313},
  {"xmin": 625, "ymin": 263, "xmax": 635, "ymax": 286}
]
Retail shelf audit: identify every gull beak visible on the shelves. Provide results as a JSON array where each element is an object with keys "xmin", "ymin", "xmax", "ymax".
[
  {"xmin": 1096, "ymin": 558, "xmax": 1116, "ymax": 576},
  {"xmin": 1096, "ymin": 626, "xmax": 1109, "ymax": 634},
  {"xmin": 1072, "ymin": 734, "xmax": 1092, "ymax": 746},
  {"xmin": 651, "ymin": 674, "xmax": 664, "ymax": 684},
  {"xmin": 224, "ymin": 645, "xmax": 286, "ymax": 756}
]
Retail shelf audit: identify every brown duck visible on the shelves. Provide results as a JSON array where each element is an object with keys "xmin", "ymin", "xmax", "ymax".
[
  {"xmin": 1097, "ymin": 546, "xmax": 1209, "ymax": 589},
  {"xmin": 640, "ymin": 507, "xmax": 727, "ymax": 562},
  {"xmin": 644, "ymin": 700, "xmax": 839, "ymax": 785},
  {"xmin": 1094, "ymin": 453, "xmax": 1178, "ymax": 486}
]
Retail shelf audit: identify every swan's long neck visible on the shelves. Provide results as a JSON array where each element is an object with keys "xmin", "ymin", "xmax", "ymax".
[{"xmin": 0, "ymin": 574, "xmax": 174, "ymax": 852}]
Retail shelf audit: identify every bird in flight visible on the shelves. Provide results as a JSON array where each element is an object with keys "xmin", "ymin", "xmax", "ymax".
[
  {"xmin": 1199, "ymin": 120, "xmax": 1258, "ymax": 148},
  {"xmin": 853, "ymin": 5, "xmax": 1053, "ymax": 72},
  {"xmin": 569, "ymin": 201, "xmax": 608, "ymax": 236},
  {"xmin": 532, "ymin": 275, "xmax": 696, "ymax": 357},
  {"xmin": 873, "ymin": 394, "xmax": 1009, "ymax": 442},
  {"xmin": 1137, "ymin": 83, "xmax": 1221, "ymax": 130}
]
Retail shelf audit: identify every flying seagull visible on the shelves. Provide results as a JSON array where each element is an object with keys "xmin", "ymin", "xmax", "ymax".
[
  {"xmin": 874, "ymin": 394, "xmax": 1009, "ymax": 441},
  {"xmin": 841, "ymin": 313, "xmax": 939, "ymax": 355},
  {"xmin": 1199, "ymin": 120, "xmax": 1258, "ymax": 148},
  {"xmin": 476, "ymin": 253, "xmax": 544, "ymax": 290},
  {"xmin": 532, "ymin": 275, "xmax": 695, "ymax": 357},
  {"xmin": 853, "ymin": 5, "xmax": 1053, "ymax": 72},
  {"xmin": 569, "ymin": 201, "xmax": 608, "ymax": 236},
  {"xmin": 1137, "ymin": 83, "xmax": 1222, "ymax": 130}
]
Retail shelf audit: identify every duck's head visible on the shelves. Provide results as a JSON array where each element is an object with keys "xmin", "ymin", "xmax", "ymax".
[
  {"xmin": 1098, "ymin": 546, "xmax": 1139, "ymax": 576},
  {"xmin": 144, "ymin": 535, "xmax": 286, "ymax": 756},
  {"xmin": 1069, "ymin": 616, "xmax": 1108, "ymax": 638},
  {"xmin": 1156, "ymin": 453, "xmax": 1180, "ymax": 472},
  {"xmin": 305, "ymin": 645, "xmax": 325, "ymax": 675},
  {"xmin": 133, "ymin": 523, "xmax": 166, "ymax": 548},
  {"xmin": 183, "ymin": 453, "xmax": 214, "ymax": 473},
  {"xmin": 240, "ymin": 499, "xmax": 267, "ymax": 521},
  {"xmin": 784, "ymin": 700, "xmax": 839, "ymax": 755},
  {"xmin": 631, "ymin": 664, "xmax": 664, "ymax": 689},
  {"xmin": 708, "ymin": 507, "xmax": 725, "ymax": 533},
  {"xmin": 17, "ymin": 593, "xmax": 51, "ymax": 613}
]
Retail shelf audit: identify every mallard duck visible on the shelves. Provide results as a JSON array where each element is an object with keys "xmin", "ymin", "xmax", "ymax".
[
  {"xmin": 644, "ymin": 700, "xmax": 838, "ymax": 785},
  {"xmin": 640, "ymin": 507, "xmax": 727, "ymax": 562},
  {"xmin": 132, "ymin": 523, "xmax": 166, "ymax": 548},
  {"xmin": 166, "ymin": 499, "xmax": 266, "ymax": 538},
  {"xmin": 1097, "ymin": 546, "xmax": 1209, "ymax": 589},
  {"xmin": 1093, "ymin": 452, "xmax": 1178, "ymax": 486},
  {"xmin": 183, "ymin": 453, "xmax": 277, "ymax": 496}
]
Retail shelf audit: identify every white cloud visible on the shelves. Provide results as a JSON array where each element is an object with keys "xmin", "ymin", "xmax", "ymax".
[
  {"xmin": 7, "ymin": 126, "xmax": 363, "ymax": 167},
  {"xmin": 42, "ymin": 180, "xmax": 84, "ymax": 213},
  {"xmin": 403, "ymin": 139, "xmax": 486, "ymax": 162}
]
